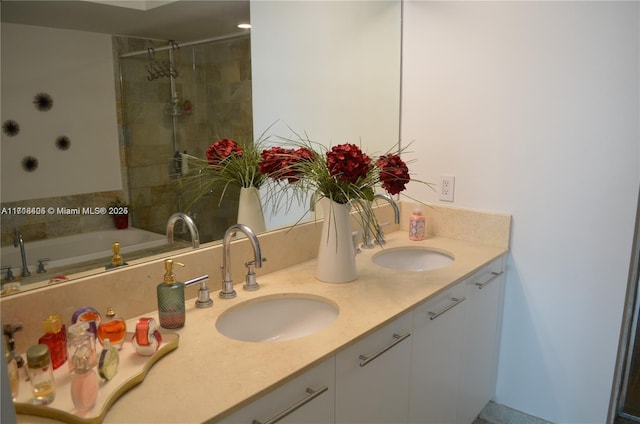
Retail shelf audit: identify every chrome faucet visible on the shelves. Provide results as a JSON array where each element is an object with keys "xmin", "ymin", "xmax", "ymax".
[
  {"xmin": 362, "ymin": 194, "xmax": 401, "ymax": 249},
  {"xmin": 13, "ymin": 229, "xmax": 30, "ymax": 277},
  {"xmin": 220, "ymin": 224, "xmax": 265, "ymax": 299},
  {"xmin": 166, "ymin": 212, "xmax": 200, "ymax": 248}
]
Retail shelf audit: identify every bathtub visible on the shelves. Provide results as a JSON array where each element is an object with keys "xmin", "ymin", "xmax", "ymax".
[{"xmin": 1, "ymin": 228, "xmax": 167, "ymax": 275}]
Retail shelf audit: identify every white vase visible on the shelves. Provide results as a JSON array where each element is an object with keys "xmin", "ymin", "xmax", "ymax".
[
  {"xmin": 237, "ymin": 187, "xmax": 267, "ymax": 234},
  {"xmin": 315, "ymin": 197, "xmax": 358, "ymax": 283}
]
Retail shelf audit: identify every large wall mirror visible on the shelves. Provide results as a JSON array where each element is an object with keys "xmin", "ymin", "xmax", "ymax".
[{"xmin": 0, "ymin": 0, "xmax": 401, "ymax": 295}]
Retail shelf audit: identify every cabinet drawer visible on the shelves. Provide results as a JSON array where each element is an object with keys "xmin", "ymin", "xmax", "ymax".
[
  {"xmin": 217, "ymin": 357, "xmax": 335, "ymax": 424},
  {"xmin": 409, "ymin": 282, "xmax": 466, "ymax": 424},
  {"xmin": 335, "ymin": 312, "xmax": 412, "ymax": 424},
  {"xmin": 464, "ymin": 256, "xmax": 505, "ymax": 293}
]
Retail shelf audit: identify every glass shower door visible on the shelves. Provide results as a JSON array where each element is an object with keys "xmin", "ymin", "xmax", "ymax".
[{"xmin": 615, "ymin": 190, "xmax": 640, "ymax": 423}]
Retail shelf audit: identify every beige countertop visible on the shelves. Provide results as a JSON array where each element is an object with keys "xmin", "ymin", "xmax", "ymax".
[{"xmin": 16, "ymin": 231, "xmax": 507, "ymax": 423}]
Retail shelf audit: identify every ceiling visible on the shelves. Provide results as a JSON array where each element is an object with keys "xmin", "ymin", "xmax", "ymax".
[{"xmin": 0, "ymin": 0, "xmax": 250, "ymax": 42}]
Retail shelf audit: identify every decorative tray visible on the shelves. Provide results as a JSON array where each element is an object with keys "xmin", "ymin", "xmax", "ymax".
[{"xmin": 14, "ymin": 332, "xmax": 179, "ymax": 424}]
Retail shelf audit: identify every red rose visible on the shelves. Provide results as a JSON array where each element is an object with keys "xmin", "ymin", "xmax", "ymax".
[
  {"xmin": 206, "ymin": 138, "xmax": 243, "ymax": 169},
  {"xmin": 376, "ymin": 153, "xmax": 410, "ymax": 195},
  {"xmin": 259, "ymin": 146, "xmax": 314, "ymax": 183},
  {"xmin": 326, "ymin": 144, "xmax": 371, "ymax": 184}
]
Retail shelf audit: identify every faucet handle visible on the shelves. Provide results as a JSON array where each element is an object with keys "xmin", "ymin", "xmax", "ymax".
[
  {"xmin": 375, "ymin": 222, "xmax": 390, "ymax": 245},
  {"xmin": 351, "ymin": 231, "xmax": 362, "ymax": 254},
  {"xmin": 36, "ymin": 258, "xmax": 50, "ymax": 273},
  {"xmin": 1, "ymin": 265, "xmax": 15, "ymax": 281},
  {"xmin": 243, "ymin": 260, "xmax": 264, "ymax": 292}
]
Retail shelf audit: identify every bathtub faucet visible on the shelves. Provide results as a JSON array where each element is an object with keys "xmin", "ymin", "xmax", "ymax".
[
  {"xmin": 166, "ymin": 212, "xmax": 200, "ymax": 249},
  {"xmin": 13, "ymin": 228, "xmax": 30, "ymax": 277}
]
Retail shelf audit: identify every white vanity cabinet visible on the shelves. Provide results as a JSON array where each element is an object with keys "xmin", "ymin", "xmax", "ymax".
[
  {"xmin": 216, "ymin": 256, "xmax": 506, "ymax": 424},
  {"xmin": 335, "ymin": 312, "xmax": 413, "ymax": 424},
  {"xmin": 409, "ymin": 256, "xmax": 506, "ymax": 424},
  {"xmin": 217, "ymin": 357, "xmax": 335, "ymax": 424},
  {"xmin": 408, "ymin": 281, "xmax": 467, "ymax": 423},
  {"xmin": 457, "ymin": 257, "xmax": 506, "ymax": 424}
]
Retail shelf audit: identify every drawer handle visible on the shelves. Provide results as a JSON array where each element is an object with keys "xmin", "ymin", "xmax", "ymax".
[
  {"xmin": 474, "ymin": 271, "xmax": 504, "ymax": 290},
  {"xmin": 359, "ymin": 332, "xmax": 411, "ymax": 367},
  {"xmin": 428, "ymin": 297, "xmax": 466, "ymax": 320},
  {"xmin": 252, "ymin": 386, "xmax": 329, "ymax": 424}
]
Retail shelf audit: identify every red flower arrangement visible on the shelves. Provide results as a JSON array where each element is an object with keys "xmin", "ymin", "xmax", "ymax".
[
  {"xmin": 259, "ymin": 146, "xmax": 314, "ymax": 183},
  {"xmin": 258, "ymin": 136, "xmax": 419, "ymax": 206},
  {"xmin": 376, "ymin": 153, "xmax": 410, "ymax": 195},
  {"xmin": 326, "ymin": 143, "xmax": 372, "ymax": 184},
  {"xmin": 187, "ymin": 133, "xmax": 428, "ymax": 220},
  {"xmin": 206, "ymin": 138, "xmax": 244, "ymax": 170},
  {"xmin": 185, "ymin": 138, "xmax": 266, "ymax": 206}
]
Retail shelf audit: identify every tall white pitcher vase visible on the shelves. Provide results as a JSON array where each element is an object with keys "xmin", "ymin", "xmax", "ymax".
[
  {"xmin": 237, "ymin": 186, "xmax": 267, "ymax": 233},
  {"xmin": 315, "ymin": 197, "xmax": 358, "ymax": 283}
]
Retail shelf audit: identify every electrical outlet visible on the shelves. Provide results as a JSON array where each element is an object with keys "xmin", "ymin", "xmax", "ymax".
[{"xmin": 439, "ymin": 175, "xmax": 455, "ymax": 202}]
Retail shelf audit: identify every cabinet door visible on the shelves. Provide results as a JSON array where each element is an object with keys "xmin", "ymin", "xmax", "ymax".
[
  {"xmin": 218, "ymin": 357, "xmax": 335, "ymax": 424},
  {"xmin": 408, "ymin": 282, "xmax": 467, "ymax": 424},
  {"xmin": 335, "ymin": 312, "xmax": 412, "ymax": 424},
  {"xmin": 457, "ymin": 257, "xmax": 506, "ymax": 424}
]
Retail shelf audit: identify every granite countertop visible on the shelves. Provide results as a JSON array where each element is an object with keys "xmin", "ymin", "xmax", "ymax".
[{"xmin": 17, "ymin": 231, "xmax": 507, "ymax": 423}]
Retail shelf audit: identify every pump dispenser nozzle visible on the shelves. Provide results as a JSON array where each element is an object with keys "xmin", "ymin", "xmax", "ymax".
[{"xmin": 163, "ymin": 259, "xmax": 185, "ymax": 284}]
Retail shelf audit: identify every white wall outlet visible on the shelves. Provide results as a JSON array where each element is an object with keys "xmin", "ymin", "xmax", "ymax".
[{"xmin": 439, "ymin": 175, "xmax": 455, "ymax": 202}]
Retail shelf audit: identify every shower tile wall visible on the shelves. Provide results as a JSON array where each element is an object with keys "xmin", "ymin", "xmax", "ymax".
[{"xmin": 117, "ymin": 36, "xmax": 253, "ymax": 243}]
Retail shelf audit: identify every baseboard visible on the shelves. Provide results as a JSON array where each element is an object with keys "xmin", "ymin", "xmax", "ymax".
[{"xmin": 479, "ymin": 401, "xmax": 554, "ymax": 424}]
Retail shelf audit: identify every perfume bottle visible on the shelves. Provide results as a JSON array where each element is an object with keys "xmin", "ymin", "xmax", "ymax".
[
  {"xmin": 132, "ymin": 317, "xmax": 162, "ymax": 356},
  {"xmin": 97, "ymin": 307, "xmax": 126, "ymax": 349},
  {"xmin": 67, "ymin": 322, "xmax": 97, "ymax": 373},
  {"xmin": 5, "ymin": 343, "xmax": 19, "ymax": 401},
  {"xmin": 70, "ymin": 344, "xmax": 98, "ymax": 411},
  {"xmin": 71, "ymin": 306, "xmax": 102, "ymax": 338},
  {"xmin": 38, "ymin": 314, "xmax": 67, "ymax": 370},
  {"xmin": 98, "ymin": 339, "xmax": 119, "ymax": 381},
  {"xmin": 26, "ymin": 344, "xmax": 55, "ymax": 405},
  {"xmin": 157, "ymin": 259, "xmax": 186, "ymax": 329}
]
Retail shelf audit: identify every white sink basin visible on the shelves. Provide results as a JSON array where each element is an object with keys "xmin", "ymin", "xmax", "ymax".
[
  {"xmin": 215, "ymin": 294, "xmax": 339, "ymax": 342},
  {"xmin": 372, "ymin": 247, "xmax": 454, "ymax": 271}
]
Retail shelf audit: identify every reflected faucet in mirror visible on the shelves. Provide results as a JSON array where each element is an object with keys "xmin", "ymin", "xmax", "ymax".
[
  {"xmin": 13, "ymin": 229, "xmax": 30, "ymax": 278},
  {"xmin": 361, "ymin": 194, "xmax": 400, "ymax": 249},
  {"xmin": 166, "ymin": 213, "xmax": 200, "ymax": 249},
  {"xmin": 220, "ymin": 224, "xmax": 266, "ymax": 299}
]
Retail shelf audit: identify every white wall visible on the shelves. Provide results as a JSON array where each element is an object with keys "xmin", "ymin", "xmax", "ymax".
[
  {"xmin": 1, "ymin": 23, "xmax": 122, "ymax": 202},
  {"xmin": 402, "ymin": 2, "xmax": 639, "ymax": 423}
]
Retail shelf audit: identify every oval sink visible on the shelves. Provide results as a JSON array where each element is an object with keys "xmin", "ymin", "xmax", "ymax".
[
  {"xmin": 215, "ymin": 294, "xmax": 339, "ymax": 342},
  {"xmin": 372, "ymin": 247, "xmax": 454, "ymax": 271}
]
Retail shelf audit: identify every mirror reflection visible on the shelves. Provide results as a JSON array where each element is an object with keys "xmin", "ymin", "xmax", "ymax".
[{"xmin": 0, "ymin": 0, "xmax": 401, "ymax": 295}]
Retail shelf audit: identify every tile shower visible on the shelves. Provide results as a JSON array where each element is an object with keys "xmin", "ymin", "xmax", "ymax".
[{"xmin": 116, "ymin": 34, "xmax": 253, "ymax": 244}]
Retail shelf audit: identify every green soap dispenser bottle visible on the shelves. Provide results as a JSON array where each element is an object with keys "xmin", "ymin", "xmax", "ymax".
[{"xmin": 157, "ymin": 259, "xmax": 186, "ymax": 329}]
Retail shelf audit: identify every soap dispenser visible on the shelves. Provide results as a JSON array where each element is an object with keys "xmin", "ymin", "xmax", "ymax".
[
  {"xmin": 157, "ymin": 259, "xmax": 186, "ymax": 329},
  {"xmin": 409, "ymin": 204, "xmax": 426, "ymax": 241}
]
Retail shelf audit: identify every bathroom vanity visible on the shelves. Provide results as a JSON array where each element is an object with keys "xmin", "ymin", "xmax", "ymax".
[{"xmin": 3, "ymin": 203, "xmax": 510, "ymax": 423}]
